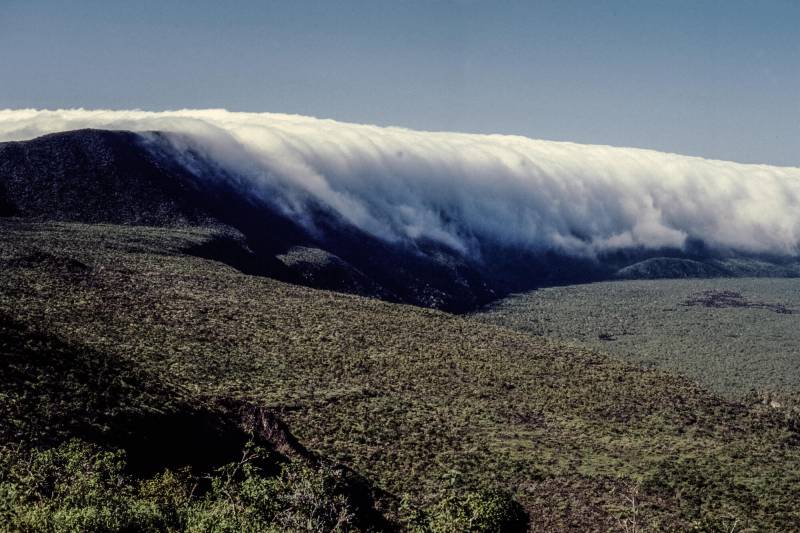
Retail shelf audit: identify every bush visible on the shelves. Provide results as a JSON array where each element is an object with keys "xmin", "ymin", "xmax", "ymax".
[
  {"xmin": 401, "ymin": 487, "xmax": 527, "ymax": 533},
  {"xmin": 0, "ymin": 440, "xmax": 359, "ymax": 533},
  {"xmin": 0, "ymin": 439, "xmax": 170, "ymax": 532},
  {"xmin": 185, "ymin": 445, "xmax": 355, "ymax": 532}
]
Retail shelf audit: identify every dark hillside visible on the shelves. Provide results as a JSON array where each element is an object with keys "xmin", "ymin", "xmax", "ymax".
[
  {"xmin": 0, "ymin": 129, "xmax": 210, "ymax": 225},
  {"xmin": 0, "ymin": 314, "xmax": 248, "ymax": 472}
]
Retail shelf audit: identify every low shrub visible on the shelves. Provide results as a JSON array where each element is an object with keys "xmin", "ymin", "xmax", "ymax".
[
  {"xmin": 401, "ymin": 487, "xmax": 527, "ymax": 533},
  {"xmin": 0, "ymin": 440, "xmax": 359, "ymax": 533}
]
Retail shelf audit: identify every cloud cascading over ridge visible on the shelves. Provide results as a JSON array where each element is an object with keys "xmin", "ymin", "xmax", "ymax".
[{"xmin": 1, "ymin": 108, "xmax": 799, "ymax": 258}]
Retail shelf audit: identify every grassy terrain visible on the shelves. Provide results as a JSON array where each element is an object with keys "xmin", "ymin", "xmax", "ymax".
[
  {"xmin": 2, "ymin": 219, "xmax": 800, "ymax": 531},
  {"xmin": 473, "ymin": 279, "xmax": 800, "ymax": 401},
  {"xmin": 0, "ymin": 288, "xmax": 396, "ymax": 532}
]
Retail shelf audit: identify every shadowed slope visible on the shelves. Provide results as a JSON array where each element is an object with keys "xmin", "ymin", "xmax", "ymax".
[{"xmin": 0, "ymin": 304, "xmax": 394, "ymax": 530}]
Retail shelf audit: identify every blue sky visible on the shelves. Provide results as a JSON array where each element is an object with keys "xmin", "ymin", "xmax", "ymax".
[{"xmin": 1, "ymin": 0, "xmax": 798, "ymax": 165}]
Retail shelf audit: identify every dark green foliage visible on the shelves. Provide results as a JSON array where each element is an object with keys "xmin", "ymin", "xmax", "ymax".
[
  {"xmin": 0, "ymin": 440, "xmax": 168, "ymax": 532},
  {"xmin": 0, "ymin": 440, "xmax": 526, "ymax": 532},
  {"xmin": 186, "ymin": 443, "xmax": 360, "ymax": 532},
  {"xmin": 0, "ymin": 440, "xmax": 362, "ymax": 533},
  {"xmin": 402, "ymin": 489, "xmax": 527, "ymax": 533}
]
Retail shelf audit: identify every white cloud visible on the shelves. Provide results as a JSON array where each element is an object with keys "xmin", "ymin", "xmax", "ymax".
[{"xmin": 1, "ymin": 108, "xmax": 799, "ymax": 257}]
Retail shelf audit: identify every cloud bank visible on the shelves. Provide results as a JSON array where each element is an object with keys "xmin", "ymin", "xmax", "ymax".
[{"xmin": 1, "ymin": 108, "xmax": 799, "ymax": 258}]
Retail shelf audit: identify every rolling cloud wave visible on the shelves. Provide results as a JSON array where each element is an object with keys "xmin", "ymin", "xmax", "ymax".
[{"xmin": 1, "ymin": 109, "xmax": 799, "ymax": 257}]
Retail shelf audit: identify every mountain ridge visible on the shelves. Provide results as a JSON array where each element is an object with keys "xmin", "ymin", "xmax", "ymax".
[{"xmin": 2, "ymin": 129, "xmax": 798, "ymax": 312}]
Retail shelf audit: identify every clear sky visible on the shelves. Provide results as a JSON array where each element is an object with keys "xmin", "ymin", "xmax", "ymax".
[{"xmin": 1, "ymin": 0, "xmax": 798, "ymax": 165}]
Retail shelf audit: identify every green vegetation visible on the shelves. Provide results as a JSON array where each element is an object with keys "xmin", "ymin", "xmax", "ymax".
[
  {"xmin": 0, "ymin": 439, "xmax": 526, "ymax": 533},
  {"xmin": 473, "ymin": 279, "xmax": 800, "ymax": 401},
  {"xmin": 2, "ymin": 219, "xmax": 800, "ymax": 530},
  {"xmin": 0, "ymin": 439, "xmax": 372, "ymax": 532}
]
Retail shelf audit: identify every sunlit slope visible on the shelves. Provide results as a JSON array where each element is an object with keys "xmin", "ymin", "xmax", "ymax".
[{"xmin": 1, "ymin": 219, "xmax": 799, "ymax": 530}]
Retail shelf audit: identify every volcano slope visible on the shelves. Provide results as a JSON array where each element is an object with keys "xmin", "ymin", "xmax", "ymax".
[
  {"xmin": 0, "ymin": 128, "xmax": 602, "ymax": 313},
  {"xmin": 5, "ymin": 128, "xmax": 799, "ymax": 318},
  {"xmin": 1, "ymin": 219, "xmax": 799, "ymax": 531}
]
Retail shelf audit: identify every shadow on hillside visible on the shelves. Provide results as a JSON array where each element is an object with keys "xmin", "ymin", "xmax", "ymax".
[{"xmin": 0, "ymin": 314, "xmax": 393, "ymax": 529}]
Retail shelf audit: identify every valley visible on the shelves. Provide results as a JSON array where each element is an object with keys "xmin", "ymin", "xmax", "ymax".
[{"xmin": 474, "ymin": 278, "xmax": 800, "ymax": 402}]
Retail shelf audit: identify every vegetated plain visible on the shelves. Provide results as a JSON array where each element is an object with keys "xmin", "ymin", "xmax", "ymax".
[
  {"xmin": 473, "ymin": 279, "xmax": 800, "ymax": 403},
  {"xmin": 1, "ymin": 219, "xmax": 799, "ymax": 531}
]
